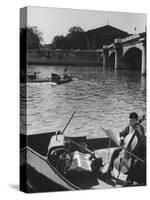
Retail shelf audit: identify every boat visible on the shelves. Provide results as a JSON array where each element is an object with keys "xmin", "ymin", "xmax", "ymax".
[
  {"xmin": 27, "ymin": 78, "xmax": 52, "ymax": 83},
  {"xmin": 50, "ymin": 73, "xmax": 73, "ymax": 85},
  {"xmin": 26, "ymin": 72, "xmax": 73, "ymax": 84},
  {"xmin": 20, "ymin": 111, "xmax": 146, "ymax": 193},
  {"xmin": 52, "ymin": 76, "xmax": 72, "ymax": 85},
  {"xmin": 20, "ymin": 128, "xmax": 146, "ymax": 193},
  {"xmin": 26, "ymin": 72, "xmax": 51, "ymax": 83}
]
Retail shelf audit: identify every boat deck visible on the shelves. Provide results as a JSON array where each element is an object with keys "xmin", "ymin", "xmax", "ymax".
[
  {"xmin": 21, "ymin": 145, "xmax": 127, "ymax": 192},
  {"xmin": 66, "ymin": 148, "xmax": 127, "ymax": 189},
  {"xmin": 20, "ymin": 133, "xmax": 129, "ymax": 192}
]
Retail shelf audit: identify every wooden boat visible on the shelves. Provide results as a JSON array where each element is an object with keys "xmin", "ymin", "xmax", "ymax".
[
  {"xmin": 20, "ymin": 128, "xmax": 146, "ymax": 193},
  {"xmin": 51, "ymin": 77, "xmax": 72, "ymax": 85},
  {"xmin": 50, "ymin": 73, "xmax": 73, "ymax": 85},
  {"xmin": 27, "ymin": 78, "xmax": 52, "ymax": 83},
  {"xmin": 25, "ymin": 72, "xmax": 51, "ymax": 83},
  {"xmin": 26, "ymin": 72, "xmax": 72, "ymax": 84}
]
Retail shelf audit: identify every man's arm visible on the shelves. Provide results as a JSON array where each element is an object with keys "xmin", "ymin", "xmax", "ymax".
[{"xmin": 135, "ymin": 125, "xmax": 146, "ymax": 147}]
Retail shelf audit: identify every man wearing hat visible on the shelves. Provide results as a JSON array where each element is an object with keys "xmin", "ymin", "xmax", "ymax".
[
  {"xmin": 100, "ymin": 112, "xmax": 146, "ymax": 185},
  {"xmin": 119, "ymin": 112, "xmax": 145, "ymax": 147},
  {"xmin": 120, "ymin": 112, "xmax": 146, "ymax": 185}
]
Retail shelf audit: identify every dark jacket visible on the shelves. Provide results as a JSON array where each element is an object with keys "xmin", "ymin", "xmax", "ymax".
[
  {"xmin": 119, "ymin": 125, "xmax": 146, "ymax": 159},
  {"xmin": 119, "ymin": 125, "xmax": 144, "ymax": 138}
]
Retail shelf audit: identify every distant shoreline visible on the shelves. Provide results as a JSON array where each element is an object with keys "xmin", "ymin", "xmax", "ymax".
[{"xmin": 27, "ymin": 58, "xmax": 102, "ymax": 66}]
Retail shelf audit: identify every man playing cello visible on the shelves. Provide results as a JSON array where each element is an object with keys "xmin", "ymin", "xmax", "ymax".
[{"xmin": 101, "ymin": 112, "xmax": 146, "ymax": 186}]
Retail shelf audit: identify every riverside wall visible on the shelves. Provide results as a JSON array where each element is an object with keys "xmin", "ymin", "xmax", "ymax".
[{"xmin": 27, "ymin": 49, "xmax": 102, "ymax": 66}]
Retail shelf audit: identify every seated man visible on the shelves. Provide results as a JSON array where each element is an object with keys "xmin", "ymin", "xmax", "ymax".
[
  {"xmin": 100, "ymin": 112, "xmax": 146, "ymax": 185},
  {"xmin": 63, "ymin": 66, "xmax": 69, "ymax": 79},
  {"xmin": 51, "ymin": 73, "xmax": 61, "ymax": 81}
]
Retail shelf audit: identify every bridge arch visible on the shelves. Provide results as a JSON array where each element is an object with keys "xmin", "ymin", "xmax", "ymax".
[{"xmin": 122, "ymin": 47, "xmax": 142, "ymax": 70}]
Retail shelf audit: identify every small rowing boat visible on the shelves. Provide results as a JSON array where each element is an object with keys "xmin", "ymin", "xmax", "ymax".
[
  {"xmin": 20, "ymin": 113, "xmax": 146, "ymax": 193},
  {"xmin": 26, "ymin": 72, "xmax": 73, "ymax": 84},
  {"xmin": 50, "ymin": 73, "xmax": 72, "ymax": 85}
]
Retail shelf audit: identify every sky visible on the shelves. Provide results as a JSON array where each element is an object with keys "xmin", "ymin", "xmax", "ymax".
[{"xmin": 25, "ymin": 6, "xmax": 147, "ymax": 44}]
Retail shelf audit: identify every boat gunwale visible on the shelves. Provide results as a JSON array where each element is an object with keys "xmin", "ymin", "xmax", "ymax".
[{"xmin": 20, "ymin": 146, "xmax": 81, "ymax": 190}]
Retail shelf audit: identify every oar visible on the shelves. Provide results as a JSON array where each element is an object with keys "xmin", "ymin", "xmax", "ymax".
[
  {"xmin": 66, "ymin": 138, "xmax": 95, "ymax": 157},
  {"xmin": 61, "ymin": 111, "xmax": 76, "ymax": 134},
  {"xmin": 60, "ymin": 111, "xmax": 96, "ymax": 158},
  {"xmin": 100, "ymin": 126, "xmax": 144, "ymax": 163}
]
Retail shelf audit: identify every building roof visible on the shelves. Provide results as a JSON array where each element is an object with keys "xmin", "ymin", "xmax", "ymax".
[{"xmin": 87, "ymin": 25, "xmax": 128, "ymax": 35}]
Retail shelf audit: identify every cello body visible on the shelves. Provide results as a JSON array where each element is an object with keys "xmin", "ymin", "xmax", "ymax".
[{"xmin": 113, "ymin": 134, "xmax": 138, "ymax": 174}]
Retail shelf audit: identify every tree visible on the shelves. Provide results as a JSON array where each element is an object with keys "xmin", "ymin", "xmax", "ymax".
[
  {"xmin": 68, "ymin": 26, "xmax": 84, "ymax": 34},
  {"xmin": 20, "ymin": 26, "xmax": 43, "ymax": 49},
  {"xmin": 52, "ymin": 35, "xmax": 68, "ymax": 49},
  {"xmin": 31, "ymin": 26, "xmax": 43, "ymax": 43},
  {"xmin": 51, "ymin": 26, "xmax": 86, "ymax": 50},
  {"xmin": 67, "ymin": 26, "xmax": 86, "ymax": 49}
]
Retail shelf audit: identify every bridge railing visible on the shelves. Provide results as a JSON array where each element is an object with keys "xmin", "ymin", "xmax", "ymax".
[
  {"xmin": 105, "ymin": 43, "xmax": 114, "ymax": 49},
  {"xmin": 99, "ymin": 32, "xmax": 145, "ymax": 51},
  {"xmin": 114, "ymin": 38, "xmax": 122, "ymax": 43},
  {"xmin": 121, "ymin": 34, "xmax": 140, "ymax": 43}
]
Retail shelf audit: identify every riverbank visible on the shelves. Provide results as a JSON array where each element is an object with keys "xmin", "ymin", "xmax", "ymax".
[{"xmin": 27, "ymin": 58, "xmax": 102, "ymax": 66}]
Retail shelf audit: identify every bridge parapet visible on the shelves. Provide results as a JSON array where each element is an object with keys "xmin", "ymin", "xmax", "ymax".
[
  {"xmin": 103, "ymin": 45, "xmax": 108, "ymax": 49},
  {"xmin": 114, "ymin": 38, "xmax": 122, "ymax": 44},
  {"xmin": 99, "ymin": 32, "xmax": 146, "ymax": 74},
  {"xmin": 107, "ymin": 43, "xmax": 114, "ymax": 49},
  {"xmin": 122, "ymin": 34, "xmax": 138, "ymax": 42}
]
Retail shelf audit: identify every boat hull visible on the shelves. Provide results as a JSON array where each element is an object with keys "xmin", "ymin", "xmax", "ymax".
[
  {"xmin": 27, "ymin": 77, "xmax": 72, "ymax": 84},
  {"xmin": 20, "ymin": 131, "xmax": 146, "ymax": 193},
  {"xmin": 27, "ymin": 78, "xmax": 51, "ymax": 83},
  {"xmin": 52, "ymin": 77, "xmax": 73, "ymax": 84},
  {"xmin": 20, "ymin": 132, "xmax": 116, "ymax": 192}
]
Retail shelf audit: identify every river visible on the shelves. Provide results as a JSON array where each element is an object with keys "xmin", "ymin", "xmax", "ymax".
[{"xmin": 25, "ymin": 65, "xmax": 146, "ymax": 138}]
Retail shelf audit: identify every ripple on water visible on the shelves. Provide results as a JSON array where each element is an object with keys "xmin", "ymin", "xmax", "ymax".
[{"xmin": 24, "ymin": 66, "xmax": 146, "ymax": 136}]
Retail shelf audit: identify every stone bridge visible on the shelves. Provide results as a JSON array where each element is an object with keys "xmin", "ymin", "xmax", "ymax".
[{"xmin": 99, "ymin": 32, "xmax": 146, "ymax": 75}]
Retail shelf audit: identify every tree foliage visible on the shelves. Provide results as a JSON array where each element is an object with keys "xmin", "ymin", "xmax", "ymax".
[
  {"xmin": 68, "ymin": 26, "xmax": 84, "ymax": 34},
  {"xmin": 20, "ymin": 26, "xmax": 43, "ymax": 49},
  {"xmin": 51, "ymin": 26, "xmax": 87, "ymax": 50},
  {"xmin": 52, "ymin": 35, "xmax": 68, "ymax": 49}
]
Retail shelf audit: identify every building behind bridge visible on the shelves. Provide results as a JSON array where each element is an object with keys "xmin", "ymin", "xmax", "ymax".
[
  {"xmin": 27, "ymin": 25, "xmax": 131, "ymax": 62},
  {"xmin": 41, "ymin": 25, "xmax": 130, "ymax": 51},
  {"xmin": 86, "ymin": 25, "xmax": 130, "ymax": 49}
]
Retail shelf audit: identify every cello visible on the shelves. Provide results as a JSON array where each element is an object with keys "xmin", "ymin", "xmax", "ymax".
[{"xmin": 113, "ymin": 115, "xmax": 146, "ymax": 176}]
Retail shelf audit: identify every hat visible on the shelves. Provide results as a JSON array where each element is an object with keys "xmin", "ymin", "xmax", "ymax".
[{"xmin": 129, "ymin": 112, "xmax": 138, "ymax": 119}]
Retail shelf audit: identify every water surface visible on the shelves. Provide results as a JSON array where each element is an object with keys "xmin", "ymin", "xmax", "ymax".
[{"xmin": 25, "ymin": 65, "xmax": 146, "ymax": 137}]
